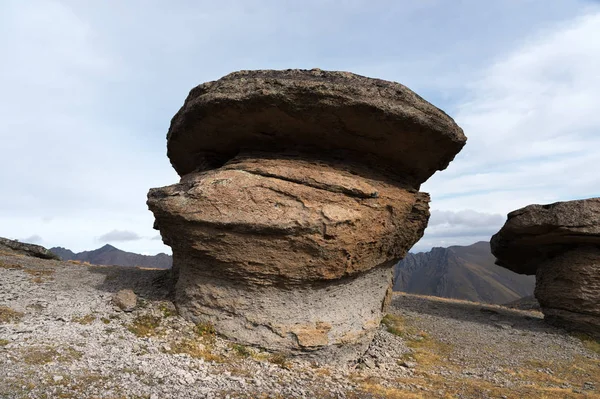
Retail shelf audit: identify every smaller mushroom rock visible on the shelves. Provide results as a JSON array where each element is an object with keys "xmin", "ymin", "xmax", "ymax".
[{"xmin": 491, "ymin": 198, "xmax": 600, "ymax": 337}]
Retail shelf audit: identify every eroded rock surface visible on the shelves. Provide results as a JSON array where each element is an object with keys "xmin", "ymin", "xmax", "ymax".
[
  {"xmin": 0, "ymin": 237, "xmax": 60, "ymax": 261},
  {"xmin": 491, "ymin": 198, "xmax": 600, "ymax": 337},
  {"xmin": 148, "ymin": 69, "xmax": 466, "ymax": 361},
  {"xmin": 166, "ymin": 69, "xmax": 466, "ymax": 187}
]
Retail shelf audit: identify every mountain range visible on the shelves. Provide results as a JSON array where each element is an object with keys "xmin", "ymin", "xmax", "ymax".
[
  {"xmin": 50, "ymin": 244, "xmax": 172, "ymax": 269},
  {"xmin": 393, "ymin": 241, "xmax": 535, "ymax": 304},
  {"xmin": 48, "ymin": 241, "xmax": 534, "ymax": 304}
]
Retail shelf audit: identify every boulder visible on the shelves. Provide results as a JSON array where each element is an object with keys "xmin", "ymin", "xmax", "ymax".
[
  {"xmin": 491, "ymin": 198, "xmax": 600, "ymax": 337},
  {"xmin": 112, "ymin": 289, "xmax": 137, "ymax": 312},
  {"xmin": 148, "ymin": 69, "xmax": 466, "ymax": 361},
  {"xmin": 0, "ymin": 237, "xmax": 60, "ymax": 261}
]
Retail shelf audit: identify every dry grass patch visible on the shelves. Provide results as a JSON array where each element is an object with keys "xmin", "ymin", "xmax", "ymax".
[
  {"xmin": 395, "ymin": 371, "xmax": 595, "ymax": 399},
  {"xmin": 572, "ymin": 333, "xmax": 600, "ymax": 355},
  {"xmin": 195, "ymin": 321, "xmax": 216, "ymax": 337},
  {"xmin": 72, "ymin": 314, "xmax": 96, "ymax": 325},
  {"xmin": 127, "ymin": 314, "xmax": 162, "ymax": 337},
  {"xmin": 0, "ymin": 305, "xmax": 24, "ymax": 323},
  {"xmin": 268, "ymin": 352, "xmax": 291, "ymax": 369},
  {"xmin": 40, "ymin": 372, "xmax": 113, "ymax": 399},
  {"xmin": 0, "ymin": 260, "xmax": 22, "ymax": 269},
  {"xmin": 389, "ymin": 354, "xmax": 600, "ymax": 399},
  {"xmin": 520, "ymin": 356, "xmax": 600, "ymax": 390},
  {"xmin": 0, "ymin": 338, "xmax": 9, "ymax": 346},
  {"xmin": 158, "ymin": 302, "xmax": 177, "ymax": 317},
  {"xmin": 382, "ymin": 314, "xmax": 406, "ymax": 337},
  {"xmin": 382, "ymin": 313, "xmax": 455, "ymax": 369},
  {"xmin": 231, "ymin": 343, "xmax": 252, "ymax": 358},
  {"xmin": 0, "ymin": 250, "xmax": 23, "ymax": 257},
  {"xmin": 404, "ymin": 331, "xmax": 454, "ymax": 368},
  {"xmin": 348, "ymin": 375, "xmax": 423, "ymax": 399},
  {"xmin": 166, "ymin": 338, "xmax": 224, "ymax": 363},
  {"xmin": 67, "ymin": 260, "xmax": 92, "ymax": 266},
  {"xmin": 24, "ymin": 268, "xmax": 54, "ymax": 283},
  {"xmin": 22, "ymin": 345, "xmax": 83, "ymax": 365}
]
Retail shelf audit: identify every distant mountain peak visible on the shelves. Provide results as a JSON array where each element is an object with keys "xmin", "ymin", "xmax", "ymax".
[
  {"xmin": 49, "ymin": 245, "xmax": 171, "ymax": 269},
  {"xmin": 97, "ymin": 244, "xmax": 117, "ymax": 251},
  {"xmin": 394, "ymin": 241, "xmax": 534, "ymax": 305}
]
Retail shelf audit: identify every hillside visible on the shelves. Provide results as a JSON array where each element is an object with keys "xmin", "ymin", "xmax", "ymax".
[
  {"xmin": 50, "ymin": 244, "xmax": 172, "ymax": 269},
  {"xmin": 394, "ymin": 241, "xmax": 535, "ymax": 304},
  {"xmin": 1, "ymin": 251, "xmax": 598, "ymax": 398}
]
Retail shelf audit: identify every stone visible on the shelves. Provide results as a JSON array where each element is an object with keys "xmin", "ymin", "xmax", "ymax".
[
  {"xmin": 147, "ymin": 69, "xmax": 466, "ymax": 362},
  {"xmin": 165, "ymin": 69, "xmax": 466, "ymax": 187},
  {"xmin": 491, "ymin": 198, "xmax": 600, "ymax": 337},
  {"xmin": 112, "ymin": 289, "xmax": 137, "ymax": 312},
  {"xmin": 0, "ymin": 237, "xmax": 60, "ymax": 261}
]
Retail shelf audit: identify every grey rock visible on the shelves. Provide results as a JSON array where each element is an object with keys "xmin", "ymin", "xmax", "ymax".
[
  {"xmin": 166, "ymin": 69, "xmax": 466, "ymax": 185},
  {"xmin": 112, "ymin": 289, "xmax": 137, "ymax": 312},
  {"xmin": 0, "ymin": 237, "xmax": 60, "ymax": 260}
]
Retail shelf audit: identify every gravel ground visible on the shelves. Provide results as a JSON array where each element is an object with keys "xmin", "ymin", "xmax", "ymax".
[{"xmin": 1, "ymin": 251, "xmax": 599, "ymax": 398}]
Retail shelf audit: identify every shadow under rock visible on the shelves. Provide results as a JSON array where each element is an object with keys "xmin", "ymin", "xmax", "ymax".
[
  {"xmin": 88, "ymin": 265, "xmax": 173, "ymax": 301},
  {"xmin": 390, "ymin": 292, "xmax": 566, "ymax": 336}
]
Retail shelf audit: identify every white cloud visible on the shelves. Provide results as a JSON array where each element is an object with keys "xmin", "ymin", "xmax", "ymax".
[
  {"xmin": 428, "ymin": 210, "xmax": 504, "ymax": 228},
  {"xmin": 98, "ymin": 230, "xmax": 141, "ymax": 242},
  {"xmin": 419, "ymin": 10, "xmax": 600, "ymax": 249},
  {"xmin": 20, "ymin": 235, "xmax": 43, "ymax": 245},
  {"xmin": 0, "ymin": 0, "xmax": 597, "ymax": 255},
  {"xmin": 409, "ymin": 210, "xmax": 505, "ymax": 253}
]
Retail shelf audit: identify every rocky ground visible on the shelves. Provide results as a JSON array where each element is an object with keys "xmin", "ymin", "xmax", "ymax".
[{"xmin": 1, "ymin": 251, "xmax": 599, "ymax": 398}]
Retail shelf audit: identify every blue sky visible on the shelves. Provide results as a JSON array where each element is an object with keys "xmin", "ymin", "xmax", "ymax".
[{"xmin": 1, "ymin": 0, "xmax": 599, "ymax": 254}]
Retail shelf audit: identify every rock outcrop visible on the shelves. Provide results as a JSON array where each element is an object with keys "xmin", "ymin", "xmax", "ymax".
[
  {"xmin": 491, "ymin": 198, "xmax": 600, "ymax": 337},
  {"xmin": 0, "ymin": 237, "xmax": 60, "ymax": 261},
  {"xmin": 147, "ymin": 69, "xmax": 466, "ymax": 361}
]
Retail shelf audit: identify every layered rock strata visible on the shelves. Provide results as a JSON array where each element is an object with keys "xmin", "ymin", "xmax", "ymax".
[
  {"xmin": 0, "ymin": 237, "xmax": 60, "ymax": 261},
  {"xmin": 148, "ymin": 69, "xmax": 466, "ymax": 361},
  {"xmin": 491, "ymin": 198, "xmax": 600, "ymax": 337}
]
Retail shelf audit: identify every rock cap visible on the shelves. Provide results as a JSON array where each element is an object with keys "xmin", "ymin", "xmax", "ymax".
[
  {"xmin": 166, "ymin": 69, "xmax": 466, "ymax": 186},
  {"xmin": 491, "ymin": 198, "xmax": 600, "ymax": 274}
]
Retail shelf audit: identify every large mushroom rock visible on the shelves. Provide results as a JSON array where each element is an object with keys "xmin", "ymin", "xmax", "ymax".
[
  {"xmin": 491, "ymin": 198, "xmax": 600, "ymax": 337},
  {"xmin": 148, "ymin": 69, "xmax": 466, "ymax": 361}
]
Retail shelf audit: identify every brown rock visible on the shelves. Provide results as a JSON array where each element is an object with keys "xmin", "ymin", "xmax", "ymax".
[
  {"xmin": 112, "ymin": 289, "xmax": 137, "ymax": 312},
  {"xmin": 147, "ymin": 69, "xmax": 466, "ymax": 361},
  {"xmin": 491, "ymin": 198, "xmax": 600, "ymax": 337},
  {"xmin": 166, "ymin": 69, "xmax": 466, "ymax": 187}
]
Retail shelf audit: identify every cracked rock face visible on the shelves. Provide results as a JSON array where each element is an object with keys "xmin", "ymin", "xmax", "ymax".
[
  {"xmin": 491, "ymin": 198, "xmax": 600, "ymax": 337},
  {"xmin": 148, "ymin": 69, "xmax": 466, "ymax": 361}
]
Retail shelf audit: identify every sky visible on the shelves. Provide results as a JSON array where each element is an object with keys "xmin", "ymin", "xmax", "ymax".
[{"xmin": 1, "ymin": 0, "xmax": 599, "ymax": 255}]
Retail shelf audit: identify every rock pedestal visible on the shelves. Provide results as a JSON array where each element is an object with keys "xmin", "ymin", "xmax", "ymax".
[
  {"xmin": 491, "ymin": 198, "xmax": 600, "ymax": 337},
  {"xmin": 148, "ymin": 69, "xmax": 466, "ymax": 361}
]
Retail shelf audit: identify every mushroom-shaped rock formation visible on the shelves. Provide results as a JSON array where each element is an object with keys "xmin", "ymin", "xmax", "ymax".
[
  {"xmin": 148, "ymin": 69, "xmax": 466, "ymax": 361},
  {"xmin": 491, "ymin": 198, "xmax": 600, "ymax": 337}
]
